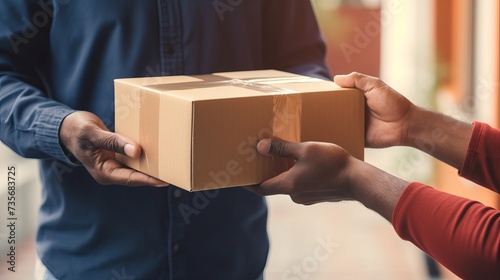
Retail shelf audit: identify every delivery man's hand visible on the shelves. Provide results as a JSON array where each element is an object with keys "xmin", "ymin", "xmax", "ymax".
[
  {"xmin": 59, "ymin": 111, "xmax": 168, "ymax": 187},
  {"xmin": 248, "ymin": 139, "xmax": 356, "ymax": 205},
  {"xmin": 334, "ymin": 72, "xmax": 416, "ymax": 148}
]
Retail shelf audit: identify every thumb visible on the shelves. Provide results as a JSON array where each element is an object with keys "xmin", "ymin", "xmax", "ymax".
[
  {"xmin": 334, "ymin": 72, "xmax": 379, "ymax": 93},
  {"xmin": 333, "ymin": 73, "xmax": 356, "ymax": 88},
  {"xmin": 257, "ymin": 139, "xmax": 300, "ymax": 159},
  {"xmin": 91, "ymin": 130, "xmax": 141, "ymax": 158}
]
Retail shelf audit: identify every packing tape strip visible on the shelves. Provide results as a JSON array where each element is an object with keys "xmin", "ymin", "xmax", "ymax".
[
  {"xmin": 145, "ymin": 74, "xmax": 299, "ymax": 94},
  {"xmin": 144, "ymin": 73, "xmax": 306, "ymax": 138},
  {"xmin": 140, "ymin": 74, "xmax": 313, "ymax": 175},
  {"xmin": 272, "ymin": 94, "xmax": 302, "ymax": 143},
  {"xmin": 139, "ymin": 89, "xmax": 160, "ymax": 177}
]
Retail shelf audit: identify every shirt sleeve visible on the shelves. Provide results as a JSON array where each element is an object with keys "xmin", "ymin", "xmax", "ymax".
[
  {"xmin": 392, "ymin": 182, "xmax": 500, "ymax": 280},
  {"xmin": 459, "ymin": 122, "xmax": 500, "ymax": 193},
  {"xmin": 262, "ymin": 0, "xmax": 332, "ymax": 81},
  {"xmin": 0, "ymin": 2, "xmax": 76, "ymax": 163}
]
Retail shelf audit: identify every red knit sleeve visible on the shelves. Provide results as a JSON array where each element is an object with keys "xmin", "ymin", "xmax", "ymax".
[
  {"xmin": 459, "ymin": 122, "xmax": 500, "ymax": 193},
  {"xmin": 392, "ymin": 182, "xmax": 500, "ymax": 280}
]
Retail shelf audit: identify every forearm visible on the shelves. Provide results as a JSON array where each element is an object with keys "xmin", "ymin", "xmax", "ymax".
[
  {"xmin": 393, "ymin": 183, "xmax": 500, "ymax": 279},
  {"xmin": 404, "ymin": 107, "xmax": 472, "ymax": 169},
  {"xmin": 0, "ymin": 3, "xmax": 77, "ymax": 161},
  {"xmin": 348, "ymin": 158, "xmax": 409, "ymax": 221},
  {"xmin": 348, "ymin": 160, "xmax": 500, "ymax": 278},
  {"xmin": 0, "ymin": 73, "xmax": 75, "ymax": 161}
]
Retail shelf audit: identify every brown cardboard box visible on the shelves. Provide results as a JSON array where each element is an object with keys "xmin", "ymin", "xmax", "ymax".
[{"xmin": 114, "ymin": 70, "xmax": 364, "ymax": 191}]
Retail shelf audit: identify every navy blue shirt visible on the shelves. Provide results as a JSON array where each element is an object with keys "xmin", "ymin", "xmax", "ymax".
[{"xmin": 0, "ymin": 0, "xmax": 330, "ymax": 279}]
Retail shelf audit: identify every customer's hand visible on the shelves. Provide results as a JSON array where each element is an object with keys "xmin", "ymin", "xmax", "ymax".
[
  {"xmin": 248, "ymin": 139, "xmax": 358, "ymax": 205},
  {"xmin": 335, "ymin": 72, "xmax": 473, "ymax": 169},
  {"xmin": 334, "ymin": 72, "xmax": 416, "ymax": 148},
  {"xmin": 252, "ymin": 138, "xmax": 408, "ymax": 220},
  {"xmin": 59, "ymin": 111, "xmax": 168, "ymax": 187}
]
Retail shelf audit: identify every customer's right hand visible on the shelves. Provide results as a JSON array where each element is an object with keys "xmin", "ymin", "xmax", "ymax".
[
  {"xmin": 59, "ymin": 111, "xmax": 168, "ymax": 187},
  {"xmin": 334, "ymin": 72, "xmax": 417, "ymax": 148},
  {"xmin": 335, "ymin": 72, "xmax": 472, "ymax": 169}
]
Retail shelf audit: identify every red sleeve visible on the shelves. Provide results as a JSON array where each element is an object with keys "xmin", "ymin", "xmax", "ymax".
[
  {"xmin": 392, "ymin": 182, "xmax": 500, "ymax": 280},
  {"xmin": 459, "ymin": 122, "xmax": 500, "ymax": 193}
]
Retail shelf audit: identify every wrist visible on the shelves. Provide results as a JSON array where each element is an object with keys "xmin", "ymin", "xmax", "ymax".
[
  {"xmin": 401, "ymin": 106, "xmax": 473, "ymax": 168},
  {"xmin": 402, "ymin": 106, "xmax": 434, "ymax": 148},
  {"xmin": 343, "ymin": 158, "xmax": 369, "ymax": 200},
  {"xmin": 348, "ymin": 160, "xmax": 409, "ymax": 221},
  {"xmin": 59, "ymin": 111, "xmax": 78, "ymax": 151}
]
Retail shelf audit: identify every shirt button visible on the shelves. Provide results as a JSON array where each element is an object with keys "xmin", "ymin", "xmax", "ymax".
[{"xmin": 173, "ymin": 189, "xmax": 182, "ymax": 198}]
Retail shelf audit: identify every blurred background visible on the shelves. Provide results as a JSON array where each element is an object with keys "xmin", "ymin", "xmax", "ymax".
[
  {"xmin": 266, "ymin": 0, "xmax": 499, "ymax": 279},
  {"xmin": 1, "ymin": 0, "xmax": 499, "ymax": 279}
]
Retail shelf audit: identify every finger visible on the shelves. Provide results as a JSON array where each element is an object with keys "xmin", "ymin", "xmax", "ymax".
[
  {"xmin": 290, "ymin": 191, "xmax": 352, "ymax": 205},
  {"xmin": 90, "ymin": 130, "xmax": 141, "ymax": 158},
  {"xmin": 257, "ymin": 139, "xmax": 302, "ymax": 159},
  {"xmin": 333, "ymin": 73, "xmax": 356, "ymax": 88},
  {"xmin": 96, "ymin": 162, "xmax": 168, "ymax": 187},
  {"xmin": 334, "ymin": 72, "xmax": 378, "ymax": 92},
  {"xmin": 252, "ymin": 170, "xmax": 296, "ymax": 196},
  {"xmin": 112, "ymin": 168, "xmax": 168, "ymax": 187},
  {"xmin": 256, "ymin": 138, "xmax": 273, "ymax": 155}
]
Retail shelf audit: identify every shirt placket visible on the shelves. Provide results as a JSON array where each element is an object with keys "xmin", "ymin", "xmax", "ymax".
[
  {"xmin": 158, "ymin": 0, "xmax": 186, "ymax": 279},
  {"xmin": 158, "ymin": 0, "xmax": 184, "ymax": 76},
  {"xmin": 167, "ymin": 187, "xmax": 188, "ymax": 280}
]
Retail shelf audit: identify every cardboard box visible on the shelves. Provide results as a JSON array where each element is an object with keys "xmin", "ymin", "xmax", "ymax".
[{"xmin": 114, "ymin": 70, "xmax": 364, "ymax": 191}]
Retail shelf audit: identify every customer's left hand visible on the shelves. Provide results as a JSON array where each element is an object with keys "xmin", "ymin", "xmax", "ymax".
[{"xmin": 248, "ymin": 139, "xmax": 357, "ymax": 204}]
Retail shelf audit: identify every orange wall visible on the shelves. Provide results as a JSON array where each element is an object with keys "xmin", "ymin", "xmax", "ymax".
[{"xmin": 433, "ymin": 1, "xmax": 500, "ymax": 206}]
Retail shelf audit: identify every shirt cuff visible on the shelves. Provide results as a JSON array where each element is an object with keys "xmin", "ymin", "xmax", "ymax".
[
  {"xmin": 391, "ymin": 182, "xmax": 426, "ymax": 238},
  {"xmin": 458, "ymin": 121, "xmax": 483, "ymax": 177},
  {"xmin": 35, "ymin": 107, "xmax": 79, "ymax": 165}
]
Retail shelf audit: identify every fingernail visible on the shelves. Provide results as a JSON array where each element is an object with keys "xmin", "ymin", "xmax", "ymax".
[
  {"xmin": 124, "ymin": 144, "xmax": 136, "ymax": 157},
  {"xmin": 257, "ymin": 139, "xmax": 271, "ymax": 154},
  {"xmin": 154, "ymin": 181, "xmax": 169, "ymax": 187}
]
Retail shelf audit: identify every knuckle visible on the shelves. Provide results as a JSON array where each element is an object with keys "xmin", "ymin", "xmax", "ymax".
[
  {"xmin": 123, "ymin": 171, "xmax": 138, "ymax": 187},
  {"xmin": 75, "ymin": 125, "xmax": 97, "ymax": 152},
  {"xmin": 350, "ymin": 71, "xmax": 361, "ymax": 79},
  {"xmin": 301, "ymin": 142, "xmax": 320, "ymax": 156},
  {"xmin": 98, "ymin": 135, "xmax": 120, "ymax": 152},
  {"xmin": 270, "ymin": 141, "xmax": 287, "ymax": 156}
]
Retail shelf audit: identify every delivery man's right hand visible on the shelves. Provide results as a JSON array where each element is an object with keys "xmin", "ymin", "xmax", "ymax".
[{"xmin": 59, "ymin": 111, "xmax": 168, "ymax": 187}]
